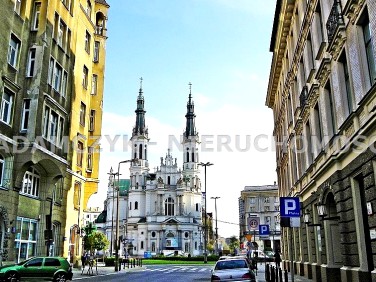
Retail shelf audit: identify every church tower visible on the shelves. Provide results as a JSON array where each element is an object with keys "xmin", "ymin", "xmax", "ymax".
[
  {"xmin": 130, "ymin": 78, "xmax": 149, "ymax": 189},
  {"xmin": 182, "ymin": 83, "xmax": 200, "ymax": 191}
]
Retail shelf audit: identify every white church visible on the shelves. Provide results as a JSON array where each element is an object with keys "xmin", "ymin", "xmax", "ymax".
[{"xmin": 96, "ymin": 82, "xmax": 205, "ymax": 257}]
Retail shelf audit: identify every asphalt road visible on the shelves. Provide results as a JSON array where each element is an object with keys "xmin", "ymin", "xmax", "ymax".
[{"xmin": 74, "ymin": 265, "xmax": 212, "ymax": 282}]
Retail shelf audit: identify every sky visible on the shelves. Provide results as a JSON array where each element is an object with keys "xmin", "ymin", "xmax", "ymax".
[{"xmin": 88, "ymin": 0, "xmax": 278, "ymax": 238}]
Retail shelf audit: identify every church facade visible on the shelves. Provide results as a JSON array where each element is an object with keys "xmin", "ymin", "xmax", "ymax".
[{"xmin": 100, "ymin": 83, "xmax": 205, "ymax": 257}]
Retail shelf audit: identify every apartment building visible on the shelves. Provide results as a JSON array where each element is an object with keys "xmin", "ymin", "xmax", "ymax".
[
  {"xmin": 266, "ymin": 0, "xmax": 376, "ymax": 281},
  {"xmin": 239, "ymin": 184, "xmax": 281, "ymax": 253},
  {"xmin": 0, "ymin": 0, "xmax": 109, "ymax": 266}
]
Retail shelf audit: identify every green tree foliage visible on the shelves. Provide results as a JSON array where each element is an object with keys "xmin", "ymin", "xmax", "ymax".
[
  {"xmin": 84, "ymin": 231, "xmax": 109, "ymax": 252},
  {"xmin": 228, "ymin": 236, "xmax": 239, "ymax": 254}
]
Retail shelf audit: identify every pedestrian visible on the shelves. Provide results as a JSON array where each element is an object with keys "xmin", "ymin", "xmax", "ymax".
[{"xmin": 274, "ymin": 250, "xmax": 281, "ymax": 269}]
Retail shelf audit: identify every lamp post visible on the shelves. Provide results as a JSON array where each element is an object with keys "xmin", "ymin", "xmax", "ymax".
[
  {"xmin": 198, "ymin": 161, "xmax": 213, "ymax": 264},
  {"xmin": 211, "ymin": 196, "xmax": 220, "ymax": 255},
  {"xmin": 107, "ymin": 168, "xmax": 117, "ymax": 257},
  {"xmin": 115, "ymin": 160, "xmax": 133, "ymax": 272}
]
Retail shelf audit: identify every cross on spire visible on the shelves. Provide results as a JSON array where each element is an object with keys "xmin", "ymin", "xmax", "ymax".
[
  {"xmin": 189, "ymin": 82, "xmax": 192, "ymax": 95},
  {"xmin": 140, "ymin": 77, "xmax": 143, "ymax": 90}
]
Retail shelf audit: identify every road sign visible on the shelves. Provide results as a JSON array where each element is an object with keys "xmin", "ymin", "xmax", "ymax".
[
  {"xmin": 259, "ymin": 224, "xmax": 270, "ymax": 235},
  {"xmin": 247, "ymin": 217, "xmax": 260, "ymax": 230},
  {"xmin": 280, "ymin": 197, "xmax": 300, "ymax": 217}
]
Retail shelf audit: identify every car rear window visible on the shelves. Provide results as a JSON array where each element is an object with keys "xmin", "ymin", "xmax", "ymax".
[
  {"xmin": 44, "ymin": 258, "xmax": 61, "ymax": 267},
  {"xmin": 215, "ymin": 259, "xmax": 248, "ymax": 270}
]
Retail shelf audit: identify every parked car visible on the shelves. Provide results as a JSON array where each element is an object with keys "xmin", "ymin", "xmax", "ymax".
[
  {"xmin": 249, "ymin": 250, "xmax": 274, "ymax": 262},
  {"xmin": 211, "ymin": 257, "xmax": 256, "ymax": 281},
  {"xmin": 0, "ymin": 257, "xmax": 73, "ymax": 282}
]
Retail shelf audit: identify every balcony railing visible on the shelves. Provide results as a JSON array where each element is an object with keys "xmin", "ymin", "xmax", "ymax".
[
  {"xmin": 300, "ymin": 86, "xmax": 308, "ymax": 108},
  {"xmin": 326, "ymin": 0, "xmax": 344, "ymax": 43}
]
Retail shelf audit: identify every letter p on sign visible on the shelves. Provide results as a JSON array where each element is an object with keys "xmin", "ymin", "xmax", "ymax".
[{"xmin": 280, "ymin": 197, "xmax": 300, "ymax": 217}]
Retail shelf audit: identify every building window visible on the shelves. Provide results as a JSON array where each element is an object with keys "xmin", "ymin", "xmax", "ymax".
[
  {"xmin": 47, "ymin": 57, "xmax": 68, "ymax": 95},
  {"xmin": 324, "ymin": 80, "xmax": 336, "ymax": 137},
  {"xmin": 274, "ymin": 197, "xmax": 279, "ymax": 203},
  {"xmin": 135, "ymin": 201, "xmax": 138, "ymax": 210},
  {"xmin": 77, "ymin": 141, "xmax": 84, "ymax": 167},
  {"xmin": 83, "ymin": 66, "xmax": 88, "ymax": 88},
  {"xmin": 94, "ymin": 41, "xmax": 99, "ymax": 62},
  {"xmin": 54, "ymin": 179, "xmax": 63, "ymax": 203},
  {"xmin": 86, "ymin": 0, "xmax": 92, "ymax": 18},
  {"xmin": 249, "ymin": 207, "xmax": 255, "ymax": 212},
  {"xmin": 196, "ymin": 203, "xmax": 199, "ymax": 212},
  {"xmin": 265, "ymin": 216, "xmax": 271, "ymax": 224},
  {"xmin": 185, "ymin": 242, "xmax": 189, "ymax": 252},
  {"xmin": 8, "ymin": 34, "xmax": 21, "ymax": 68},
  {"xmin": 360, "ymin": 12, "xmax": 376, "ymax": 85},
  {"xmin": 0, "ymin": 155, "xmax": 4, "ymax": 187},
  {"xmin": 140, "ymin": 241, "xmax": 144, "ymax": 249},
  {"xmin": 21, "ymin": 99, "xmax": 31, "ymax": 131},
  {"xmin": 15, "ymin": 218, "xmax": 38, "ymax": 263},
  {"xmin": 22, "ymin": 167, "xmax": 40, "ymax": 197},
  {"xmin": 250, "ymin": 197, "xmax": 256, "ymax": 204},
  {"xmin": 129, "ymin": 202, "xmax": 132, "ymax": 210},
  {"xmin": 264, "ymin": 197, "xmax": 270, "ymax": 203},
  {"xmin": 1, "ymin": 88, "xmax": 14, "ymax": 125},
  {"xmin": 87, "ymin": 147, "xmax": 93, "ymax": 171},
  {"xmin": 42, "ymin": 106, "xmax": 64, "ymax": 146},
  {"xmin": 73, "ymin": 182, "xmax": 81, "ymax": 210},
  {"xmin": 80, "ymin": 102, "xmax": 86, "ymax": 126},
  {"xmin": 91, "ymin": 74, "xmax": 97, "ymax": 95},
  {"xmin": 264, "ymin": 206, "xmax": 270, "ymax": 212},
  {"xmin": 313, "ymin": 103, "xmax": 323, "ymax": 145},
  {"xmin": 337, "ymin": 51, "xmax": 353, "ymax": 115},
  {"xmin": 85, "ymin": 31, "xmax": 91, "ymax": 53},
  {"xmin": 275, "ymin": 205, "xmax": 280, "ymax": 211},
  {"xmin": 26, "ymin": 48, "xmax": 36, "ymax": 77},
  {"xmin": 52, "ymin": 222, "xmax": 61, "ymax": 256},
  {"xmin": 89, "ymin": 109, "xmax": 95, "ymax": 132},
  {"xmin": 14, "ymin": 0, "xmax": 22, "ymax": 15},
  {"xmin": 165, "ymin": 197, "xmax": 175, "ymax": 216},
  {"xmin": 32, "ymin": 2, "xmax": 41, "ymax": 30}
]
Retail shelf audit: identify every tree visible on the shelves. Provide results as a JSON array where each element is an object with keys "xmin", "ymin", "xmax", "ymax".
[
  {"xmin": 228, "ymin": 236, "xmax": 239, "ymax": 255},
  {"xmin": 84, "ymin": 231, "xmax": 109, "ymax": 253}
]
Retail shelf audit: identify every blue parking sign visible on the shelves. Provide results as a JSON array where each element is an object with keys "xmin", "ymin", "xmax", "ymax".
[
  {"xmin": 259, "ymin": 225, "xmax": 270, "ymax": 235},
  {"xmin": 280, "ymin": 197, "xmax": 300, "ymax": 217}
]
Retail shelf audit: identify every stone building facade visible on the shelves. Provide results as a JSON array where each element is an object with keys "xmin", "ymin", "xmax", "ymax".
[
  {"xmin": 266, "ymin": 0, "xmax": 376, "ymax": 281},
  {"xmin": 239, "ymin": 184, "xmax": 281, "ymax": 253},
  {"xmin": 0, "ymin": 0, "xmax": 109, "ymax": 265}
]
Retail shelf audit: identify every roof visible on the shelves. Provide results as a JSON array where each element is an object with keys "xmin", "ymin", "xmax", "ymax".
[
  {"xmin": 244, "ymin": 185, "xmax": 278, "ymax": 191},
  {"xmin": 115, "ymin": 179, "xmax": 131, "ymax": 196},
  {"xmin": 95, "ymin": 0, "xmax": 110, "ymax": 7},
  {"xmin": 94, "ymin": 210, "xmax": 107, "ymax": 223},
  {"xmin": 269, "ymin": 0, "xmax": 282, "ymax": 52}
]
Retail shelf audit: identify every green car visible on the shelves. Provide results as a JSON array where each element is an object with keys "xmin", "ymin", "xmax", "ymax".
[{"xmin": 0, "ymin": 257, "xmax": 73, "ymax": 282}]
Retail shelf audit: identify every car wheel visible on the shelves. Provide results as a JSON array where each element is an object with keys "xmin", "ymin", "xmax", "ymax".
[
  {"xmin": 54, "ymin": 273, "xmax": 67, "ymax": 282},
  {"xmin": 4, "ymin": 272, "xmax": 19, "ymax": 282}
]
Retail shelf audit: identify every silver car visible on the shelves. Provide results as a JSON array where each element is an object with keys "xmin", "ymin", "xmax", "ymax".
[{"xmin": 211, "ymin": 258, "xmax": 256, "ymax": 281}]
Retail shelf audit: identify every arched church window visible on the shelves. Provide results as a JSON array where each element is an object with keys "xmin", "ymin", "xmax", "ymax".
[
  {"xmin": 165, "ymin": 197, "xmax": 174, "ymax": 216},
  {"xmin": 191, "ymin": 152, "xmax": 194, "ymax": 162},
  {"xmin": 167, "ymin": 176, "xmax": 170, "ymax": 185},
  {"xmin": 135, "ymin": 201, "xmax": 138, "ymax": 210},
  {"xmin": 129, "ymin": 202, "xmax": 132, "ymax": 210},
  {"xmin": 139, "ymin": 144, "xmax": 143, "ymax": 159}
]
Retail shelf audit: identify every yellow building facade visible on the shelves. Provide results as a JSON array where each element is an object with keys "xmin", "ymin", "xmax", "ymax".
[{"xmin": 0, "ymin": 0, "xmax": 108, "ymax": 266}]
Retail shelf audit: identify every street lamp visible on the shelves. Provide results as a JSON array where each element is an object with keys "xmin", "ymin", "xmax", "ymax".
[
  {"xmin": 211, "ymin": 196, "xmax": 220, "ymax": 255},
  {"xmin": 198, "ymin": 161, "xmax": 213, "ymax": 264},
  {"xmin": 107, "ymin": 168, "xmax": 116, "ymax": 256},
  {"xmin": 115, "ymin": 159, "xmax": 134, "ymax": 272}
]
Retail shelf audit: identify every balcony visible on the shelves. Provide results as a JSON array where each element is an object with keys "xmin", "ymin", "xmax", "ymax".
[{"xmin": 326, "ymin": 0, "xmax": 345, "ymax": 44}]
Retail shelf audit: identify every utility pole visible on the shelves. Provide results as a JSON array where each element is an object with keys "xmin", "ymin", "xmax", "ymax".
[
  {"xmin": 211, "ymin": 196, "xmax": 220, "ymax": 255},
  {"xmin": 198, "ymin": 162, "xmax": 213, "ymax": 264}
]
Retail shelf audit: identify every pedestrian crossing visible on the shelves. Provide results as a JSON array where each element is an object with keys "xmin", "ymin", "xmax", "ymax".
[{"xmin": 145, "ymin": 266, "xmax": 211, "ymax": 273}]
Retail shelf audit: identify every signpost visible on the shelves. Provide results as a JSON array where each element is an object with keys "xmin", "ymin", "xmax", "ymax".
[
  {"xmin": 280, "ymin": 197, "xmax": 301, "ymax": 282},
  {"xmin": 259, "ymin": 224, "xmax": 270, "ymax": 240}
]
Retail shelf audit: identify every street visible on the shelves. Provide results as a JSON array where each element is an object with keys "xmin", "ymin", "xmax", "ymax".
[{"xmin": 73, "ymin": 265, "xmax": 212, "ymax": 282}]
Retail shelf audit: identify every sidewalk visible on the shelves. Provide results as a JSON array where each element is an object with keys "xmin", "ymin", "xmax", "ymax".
[
  {"xmin": 255, "ymin": 262, "xmax": 312, "ymax": 282},
  {"xmin": 72, "ymin": 262, "xmax": 145, "ymax": 278}
]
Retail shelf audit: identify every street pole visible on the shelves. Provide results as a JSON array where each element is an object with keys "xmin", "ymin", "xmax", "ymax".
[
  {"xmin": 198, "ymin": 162, "xmax": 213, "ymax": 264},
  {"xmin": 115, "ymin": 160, "xmax": 133, "ymax": 272},
  {"xmin": 107, "ymin": 168, "xmax": 116, "ymax": 257},
  {"xmin": 290, "ymin": 227, "xmax": 295, "ymax": 282},
  {"xmin": 211, "ymin": 196, "xmax": 220, "ymax": 255}
]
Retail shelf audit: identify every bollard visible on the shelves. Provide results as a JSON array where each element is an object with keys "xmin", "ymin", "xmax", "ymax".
[
  {"xmin": 133, "ymin": 258, "xmax": 136, "ymax": 268},
  {"xmin": 279, "ymin": 268, "xmax": 283, "ymax": 282},
  {"xmin": 140, "ymin": 258, "xmax": 142, "ymax": 267},
  {"xmin": 127, "ymin": 259, "xmax": 130, "ymax": 269},
  {"xmin": 271, "ymin": 266, "xmax": 275, "ymax": 282},
  {"xmin": 266, "ymin": 264, "xmax": 270, "ymax": 282},
  {"xmin": 275, "ymin": 265, "xmax": 279, "ymax": 281},
  {"xmin": 119, "ymin": 259, "xmax": 121, "ymax": 271},
  {"xmin": 284, "ymin": 269, "xmax": 288, "ymax": 282}
]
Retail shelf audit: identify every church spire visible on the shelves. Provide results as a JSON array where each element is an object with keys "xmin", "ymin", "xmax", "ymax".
[
  {"xmin": 184, "ymin": 82, "xmax": 196, "ymax": 138},
  {"xmin": 133, "ymin": 77, "xmax": 147, "ymax": 136}
]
